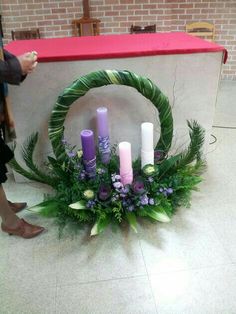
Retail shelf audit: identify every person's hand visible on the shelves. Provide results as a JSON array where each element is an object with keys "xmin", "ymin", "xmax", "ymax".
[{"xmin": 17, "ymin": 51, "xmax": 38, "ymax": 75}]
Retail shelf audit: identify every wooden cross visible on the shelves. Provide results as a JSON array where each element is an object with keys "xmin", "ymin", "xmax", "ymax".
[
  {"xmin": 72, "ymin": 0, "xmax": 100, "ymax": 36},
  {"xmin": 83, "ymin": 0, "xmax": 90, "ymax": 19}
]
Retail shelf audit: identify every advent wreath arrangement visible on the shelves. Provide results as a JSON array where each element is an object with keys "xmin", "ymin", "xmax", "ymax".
[{"xmin": 10, "ymin": 70, "xmax": 205, "ymax": 236}]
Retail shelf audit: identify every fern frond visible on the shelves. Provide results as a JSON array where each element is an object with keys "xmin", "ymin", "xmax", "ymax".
[{"xmin": 70, "ymin": 209, "xmax": 94, "ymax": 223}]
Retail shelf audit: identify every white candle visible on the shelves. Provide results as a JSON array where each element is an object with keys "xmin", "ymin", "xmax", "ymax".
[
  {"xmin": 141, "ymin": 122, "xmax": 154, "ymax": 168},
  {"xmin": 141, "ymin": 122, "xmax": 153, "ymax": 151},
  {"xmin": 119, "ymin": 141, "xmax": 133, "ymax": 185}
]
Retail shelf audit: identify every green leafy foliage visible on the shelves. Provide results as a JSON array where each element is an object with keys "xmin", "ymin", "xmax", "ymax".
[
  {"xmin": 91, "ymin": 215, "xmax": 111, "ymax": 236},
  {"xmin": 26, "ymin": 140, "xmax": 204, "ymax": 236},
  {"xmin": 28, "ymin": 200, "xmax": 61, "ymax": 217},
  {"xmin": 126, "ymin": 212, "xmax": 138, "ymax": 233}
]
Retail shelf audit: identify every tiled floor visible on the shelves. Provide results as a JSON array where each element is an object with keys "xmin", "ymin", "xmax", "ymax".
[{"xmin": 0, "ymin": 80, "xmax": 236, "ymax": 314}]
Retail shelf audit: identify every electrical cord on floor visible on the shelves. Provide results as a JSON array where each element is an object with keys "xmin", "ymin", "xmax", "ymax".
[
  {"xmin": 213, "ymin": 125, "xmax": 236, "ymax": 129},
  {"xmin": 210, "ymin": 134, "xmax": 217, "ymax": 145},
  {"xmin": 210, "ymin": 125, "xmax": 236, "ymax": 145}
]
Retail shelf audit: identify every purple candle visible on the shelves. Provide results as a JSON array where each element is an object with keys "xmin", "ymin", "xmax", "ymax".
[
  {"xmin": 81, "ymin": 130, "xmax": 96, "ymax": 160},
  {"xmin": 96, "ymin": 107, "xmax": 109, "ymax": 137},
  {"xmin": 81, "ymin": 129, "xmax": 96, "ymax": 178},
  {"xmin": 96, "ymin": 107, "xmax": 111, "ymax": 164}
]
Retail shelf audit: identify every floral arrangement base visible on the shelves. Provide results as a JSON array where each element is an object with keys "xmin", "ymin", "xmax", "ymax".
[{"xmin": 10, "ymin": 70, "xmax": 205, "ymax": 236}]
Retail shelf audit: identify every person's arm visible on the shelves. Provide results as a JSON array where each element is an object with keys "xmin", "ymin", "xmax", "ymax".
[
  {"xmin": 0, "ymin": 50, "xmax": 23, "ymax": 85},
  {"xmin": 0, "ymin": 50, "xmax": 37, "ymax": 85}
]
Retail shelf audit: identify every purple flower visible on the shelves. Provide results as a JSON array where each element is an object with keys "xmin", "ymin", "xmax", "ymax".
[
  {"xmin": 128, "ymin": 205, "xmax": 135, "ymax": 212},
  {"xmin": 167, "ymin": 188, "xmax": 173, "ymax": 194},
  {"xmin": 140, "ymin": 195, "xmax": 149, "ymax": 205},
  {"xmin": 67, "ymin": 151, "xmax": 76, "ymax": 158},
  {"xmin": 86, "ymin": 200, "xmax": 96, "ymax": 208},
  {"xmin": 149, "ymin": 198, "xmax": 155, "ymax": 205},
  {"xmin": 98, "ymin": 184, "xmax": 111, "ymax": 201},
  {"xmin": 159, "ymin": 187, "xmax": 173, "ymax": 197},
  {"xmin": 154, "ymin": 150, "xmax": 166, "ymax": 163},
  {"xmin": 121, "ymin": 186, "xmax": 130, "ymax": 194},
  {"xmin": 132, "ymin": 179, "xmax": 145, "ymax": 194},
  {"xmin": 148, "ymin": 177, "xmax": 154, "ymax": 183},
  {"xmin": 113, "ymin": 181, "xmax": 123, "ymax": 189},
  {"xmin": 111, "ymin": 173, "xmax": 121, "ymax": 182},
  {"xmin": 79, "ymin": 170, "xmax": 86, "ymax": 180}
]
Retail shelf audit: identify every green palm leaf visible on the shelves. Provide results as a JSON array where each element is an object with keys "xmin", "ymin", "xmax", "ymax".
[
  {"xmin": 158, "ymin": 154, "xmax": 182, "ymax": 177},
  {"xmin": 90, "ymin": 214, "xmax": 111, "ymax": 236},
  {"xmin": 21, "ymin": 133, "xmax": 57, "ymax": 187},
  {"xmin": 27, "ymin": 200, "xmax": 60, "ymax": 217},
  {"xmin": 126, "ymin": 211, "xmax": 138, "ymax": 233},
  {"xmin": 146, "ymin": 207, "xmax": 171, "ymax": 222},
  {"xmin": 48, "ymin": 70, "xmax": 173, "ymax": 162},
  {"xmin": 9, "ymin": 158, "xmax": 47, "ymax": 184},
  {"xmin": 176, "ymin": 120, "xmax": 205, "ymax": 169}
]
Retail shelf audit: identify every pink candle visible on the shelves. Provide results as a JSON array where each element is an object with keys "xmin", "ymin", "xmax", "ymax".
[{"xmin": 119, "ymin": 142, "xmax": 133, "ymax": 186}]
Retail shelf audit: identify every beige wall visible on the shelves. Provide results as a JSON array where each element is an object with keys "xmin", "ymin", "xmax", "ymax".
[{"xmin": 1, "ymin": 0, "xmax": 235, "ymax": 79}]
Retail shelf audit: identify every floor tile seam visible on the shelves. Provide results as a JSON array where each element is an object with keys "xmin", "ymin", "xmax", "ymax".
[
  {"xmin": 49, "ymin": 286, "xmax": 58, "ymax": 314},
  {"xmin": 56, "ymin": 273, "xmax": 148, "ymax": 289},
  {"xmin": 55, "ymin": 277, "xmax": 59, "ymax": 314},
  {"xmin": 146, "ymin": 261, "xmax": 236, "ymax": 277},
  {"xmin": 138, "ymin": 239, "xmax": 158, "ymax": 314},
  {"xmin": 1, "ymin": 279, "xmax": 57, "ymax": 290}
]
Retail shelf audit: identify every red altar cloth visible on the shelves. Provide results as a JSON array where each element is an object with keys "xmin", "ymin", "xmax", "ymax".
[{"xmin": 5, "ymin": 32, "xmax": 227, "ymax": 64}]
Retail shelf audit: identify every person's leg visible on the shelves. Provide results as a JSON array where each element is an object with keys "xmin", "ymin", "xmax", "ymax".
[
  {"xmin": 0, "ymin": 184, "xmax": 45, "ymax": 238},
  {"xmin": 8, "ymin": 200, "xmax": 27, "ymax": 213},
  {"xmin": 0, "ymin": 184, "xmax": 20, "ymax": 228}
]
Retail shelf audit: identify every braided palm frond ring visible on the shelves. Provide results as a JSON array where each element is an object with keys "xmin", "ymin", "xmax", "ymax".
[{"xmin": 48, "ymin": 70, "xmax": 173, "ymax": 162}]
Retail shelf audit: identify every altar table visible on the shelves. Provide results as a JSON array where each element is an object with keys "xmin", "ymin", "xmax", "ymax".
[{"xmin": 5, "ymin": 33, "xmax": 226, "ymax": 181}]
